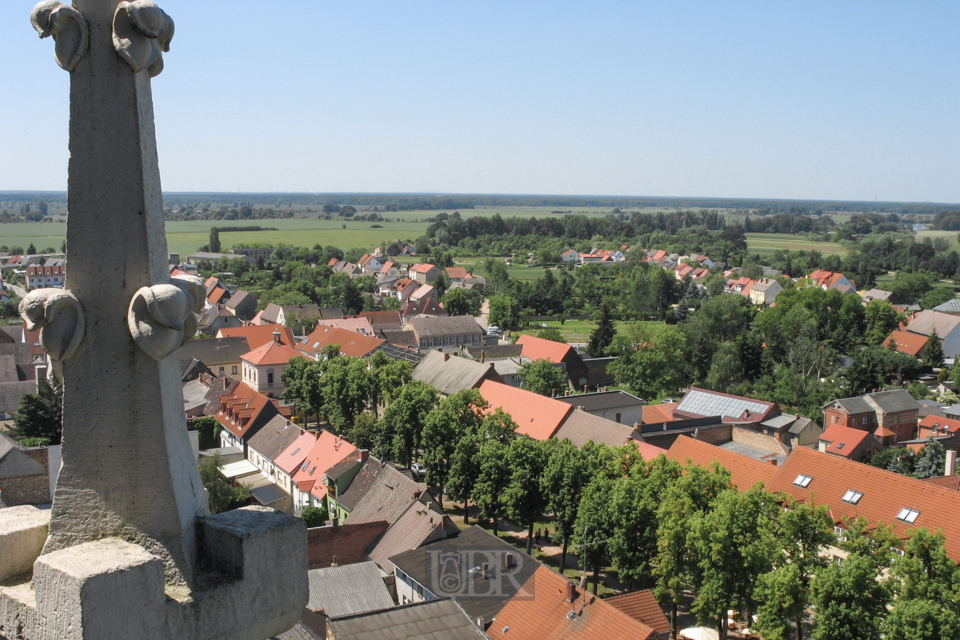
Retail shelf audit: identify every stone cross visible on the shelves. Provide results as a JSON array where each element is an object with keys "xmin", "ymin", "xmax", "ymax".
[
  {"xmin": 0, "ymin": 4, "xmax": 308, "ymax": 637},
  {"xmin": 23, "ymin": 0, "xmax": 209, "ymax": 589}
]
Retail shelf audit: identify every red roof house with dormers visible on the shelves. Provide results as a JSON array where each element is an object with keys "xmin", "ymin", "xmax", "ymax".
[{"xmin": 215, "ymin": 383, "xmax": 293, "ymax": 453}]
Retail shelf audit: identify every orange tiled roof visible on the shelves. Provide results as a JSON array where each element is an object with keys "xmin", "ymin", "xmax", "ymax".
[
  {"xmin": 207, "ymin": 287, "xmax": 228, "ymax": 305},
  {"xmin": 275, "ymin": 431, "xmax": 318, "ymax": 476},
  {"xmin": 379, "ymin": 261, "xmax": 396, "ymax": 273},
  {"xmin": 241, "ymin": 339, "xmax": 301, "ymax": 366},
  {"xmin": 918, "ymin": 415, "xmax": 960, "ymax": 436},
  {"xmin": 445, "ymin": 267, "xmax": 468, "ymax": 279},
  {"xmin": 885, "ymin": 330, "xmax": 929, "ymax": 357},
  {"xmin": 215, "ymin": 382, "xmax": 290, "ymax": 440},
  {"xmin": 666, "ymin": 436, "xmax": 778, "ymax": 490},
  {"xmin": 819, "ymin": 424, "xmax": 872, "ymax": 458},
  {"xmin": 478, "ymin": 380, "xmax": 572, "ymax": 441},
  {"xmin": 516, "ymin": 334, "xmax": 573, "ymax": 364},
  {"xmin": 409, "ymin": 263, "xmax": 437, "ymax": 274},
  {"xmin": 493, "ymin": 566, "xmax": 657, "ymax": 640},
  {"xmin": 605, "ymin": 590, "xmax": 671, "ymax": 637},
  {"xmin": 641, "ymin": 403, "xmax": 677, "ymax": 424},
  {"xmin": 301, "ymin": 325, "xmax": 384, "ymax": 358},
  {"xmin": 218, "ymin": 324, "xmax": 295, "ymax": 350},
  {"xmin": 293, "ymin": 431, "xmax": 358, "ymax": 501}
]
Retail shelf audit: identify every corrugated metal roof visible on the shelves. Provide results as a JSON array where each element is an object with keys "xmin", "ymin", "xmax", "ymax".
[
  {"xmin": 250, "ymin": 483, "xmax": 290, "ymax": 506},
  {"xmin": 675, "ymin": 387, "xmax": 774, "ymax": 421},
  {"xmin": 307, "ymin": 561, "xmax": 395, "ymax": 618}
]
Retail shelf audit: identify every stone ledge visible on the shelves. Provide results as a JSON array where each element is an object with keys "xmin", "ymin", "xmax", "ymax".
[{"xmin": 0, "ymin": 506, "xmax": 50, "ymax": 582}]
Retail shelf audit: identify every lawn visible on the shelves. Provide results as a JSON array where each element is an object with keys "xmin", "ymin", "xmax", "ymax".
[
  {"xmin": 746, "ymin": 233, "xmax": 849, "ymax": 257},
  {"xmin": 515, "ymin": 319, "xmax": 665, "ymax": 345}
]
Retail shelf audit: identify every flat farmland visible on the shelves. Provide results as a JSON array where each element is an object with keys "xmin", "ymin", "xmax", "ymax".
[
  {"xmin": 915, "ymin": 229, "xmax": 960, "ymax": 250},
  {"xmin": 745, "ymin": 233, "xmax": 849, "ymax": 257}
]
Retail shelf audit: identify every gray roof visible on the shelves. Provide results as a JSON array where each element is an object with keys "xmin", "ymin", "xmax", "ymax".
[
  {"xmin": 907, "ymin": 310, "xmax": 960, "ymax": 338},
  {"xmin": 412, "ymin": 351, "xmax": 498, "ymax": 395},
  {"xmin": 179, "ymin": 336, "xmax": 250, "ymax": 367},
  {"xmin": 0, "ymin": 432, "xmax": 46, "ymax": 478},
  {"xmin": 250, "ymin": 483, "xmax": 290, "ymax": 507},
  {"xmin": 328, "ymin": 598, "xmax": 486, "ymax": 640},
  {"xmin": 0, "ymin": 381, "xmax": 37, "ymax": 413},
  {"xmin": 863, "ymin": 288, "xmax": 893, "ymax": 301},
  {"xmin": 934, "ymin": 298, "xmax": 960, "ymax": 315},
  {"xmin": 344, "ymin": 464, "xmax": 436, "ymax": 526},
  {"xmin": 676, "ymin": 388, "xmax": 775, "ymax": 420},
  {"xmin": 556, "ymin": 390, "xmax": 645, "ymax": 412},
  {"xmin": 761, "ymin": 414, "xmax": 797, "ymax": 430},
  {"xmin": 373, "ymin": 342, "xmax": 424, "ymax": 364},
  {"xmin": 389, "ymin": 525, "xmax": 540, "ymax": 622},
  {"xmin": 367, "ymin": 501, "xmax": 449, "ymax": 571},
  {"xmin": 306, "ymin": 561, "xmax": 395, "ymax": 618},
  {"xmin": 337, "ymin": 458, "xmax": 385, "ymax": 512},
  {"xmin": 405, "ymin": 316, "xmax": 481, "ymax": 338},
  {"xmin": 464, "ymin": 345, "xmax": 524, "ymax": 360},
  {"xmin": 827, "ymin": 396, "xmax": 873, "ymax": 415},
  {"xmin": 247, "ymin": 415, "xmax": 301, "ymax": 462},
  {"xmin": 866, "ymin": 389, "xmax": 920, "ymax": 414},
  {"xmin": 554, "ymin": 410, "xmax": 638, "ymax": 448},
  {"xmin": 788, "ymin": 417, "xmax": 816, "ymax": 435},
  {"xmin": 183, "ymin": 379, "xmax": 211, "ymax": 413}
]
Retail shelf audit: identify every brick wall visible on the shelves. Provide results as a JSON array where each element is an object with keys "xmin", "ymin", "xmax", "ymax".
[
  {"xmin": 732, "ymin": 426, "xmax": 786, "ymax": 454},
  {"xmin": 0, "ymin": 473, "xmax": 50, "ymax": 506}
]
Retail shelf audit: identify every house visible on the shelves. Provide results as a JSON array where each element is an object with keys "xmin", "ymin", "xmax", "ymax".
[
  {"xmin": 387, "ymin": 277, "xmax": 419, "ymax": 301},
  {"xmin": 390, "ymin": 525, "xmax": 539, "ymax": 618},
  {"xmin": 641, "ymin": 402, "xmax": 678, "ymax": 425},
  {"xmin": 0, "ymin": 432, "xmax": 50, "ymax": 506},
  {"xmin": 254, "ymin": 303, "xmax": 330, "ymax": 328},
  {"xmin": 229, "ymin": 247, "xmax": 275, "ymax": 262},
  {"xmin": 223, "ymin": 290, "xmax": 257, "ymax": 323},
  {"xmin": 493, "ymin": 565, "xmax": 659, "ymax": 640},
  {"xmin": 478, "ymin": 380, "xmax": 573, "ymax": 441},
  {"xmin": 292, "ymin": 431, "xmax": 358, "ymax": 511},
  {"xmin": 299, "ymin": 325, "xmax": 385, "ymax": 359},
  {"xmin": 861, "ymin": 288, "xmax": 894, "ymax": 304},
  {"xmin": 403, "ymin": 316, "xmax": 484, "ymax": 350},
  {"xmin": 515, "ymin": 334, "xmax": 589, "ymax": 389},
  {"xmin": 379, "ymin": 261, "xmax": 400, "ymax": 278},
  {"xmin": 905, "ymin": 310, "xmax": 960, "ymax": 358},
  {"xmin": 25, "ymin": 264, "xmax": 65, "ymax": 289},
  {"xmin": 822, "ymin": 389, "xmax": 919, "ymax": 444},
  {"xmin": 399, "ymin": 296, "xmax": 447, "ymax": 321},
  {"xmin": 322, "ymin": 450, "xmax": 368, "ymax": 521},
  {"xmin": 329, "ymin": 260, "xmax": 363, "ymax": 277},
  {"xmin": 214, "ymin": 382, "xmax": 293, "ymax": 453},
  {"xmin": 344, "ymin": 463, "xmax": 441, "ymax": 527},
  {"xmin": 197, "ymin": 305, "xmax": 242, "ymax": 335},
  {"xmin": 327, "ymin": 599, "xmax": 486, "ymax": 640},
  {"xmin": 553, "ymin": 408, "xmax": 641, "ymax": 448},
  {"xmin": 749, "ymin": 277, "xmax": 783, "ymax": 306},
  {"xmin": 725, "ymin": 276, "xmax": 755, "ymax": 297},
  {"xmin": 0, "ymin": 381, "xmax": 41, "ymax": 420},
  {"xmin": 179, "ymin": 336, "xmax": 250, "ymax": 378},
  {"xmin": 218, "ymin": 323, "xmax": 296, "ymax": 350},
  {"xmin": 555, "ymin": 390, "xmax": 645, "ymax": 425},
  {"xmin": 409, "ymin": 263, "xmax": 441, "ymax": 284},
  {"xmin": 445, "ymin": 266, "xmax": 469, "ymax": 286},
  {"xmin": 245, "ymin": 414, "xmax": 303, "ymax": 486},
  {"xmin": 917, "ymin": 415, "xmax": 960, "ymax": 439},
  {"xmin": 187, "ymin": 251, "xmax": 243, "ymax": 265},
  {"xmin": 306, "ymin": 561, "xmax": 395, "ymax": 621},
  {"xmin": 366, "ymin": 500, "xmax": 453, "ymax": 573},
  {"xmin": 273, "ymin": 430, "xmax": 319, "ymax": 496},
  {"xmin": 357, "ymin": 253, "xmax": 383, "ymax": 273},
  {"xmin": 313, "ymin": 317, "xmax": 376, "ymax": 337},
  {"xmin": 561, "ymin": 249, "xmax": 579, "ymax": 263},
  {"xmin": 606, "ymin": 591, "xmax": 672, "ymax": 640},
  {"xmin": 758, "ymin": 413, "xmax": 823, "ymax": 450},
  {"xmin": 489, "ymin": 356, "xmax": 530, "ymax": 387},
  {"xmin": 408, "ymin": 283, "xmax": 437, "ymax": 303},
  {"xmin": 307, "ymin": 520, "xmax": 389, "ymax": 570},
  {"xmin": 884, "ymin": 329, "xmax": 929, "ymax": 358},
  {"xmin": 411, "ymin": 351, "xmax": 502, "ymax": 396},
  {"xmin": 818, "ymin": 424, "xmax": 882, "ymax": 462},
  {"xmin": 673, "ymin": 387, "xmax": 780, "ymax": 423},
  {"xmin": 806, "ymin": 269, "xmax": 856, "ymax": 291},
  {"xmin": 327, "ymin": 456, "xmax": 386, "ymax": 523},
  {"xmin": 240, "ymin": 331, "xmax": 300, "ymax": 398},
  {"xmin": 933, "ymin": 298, "xmax": 960, "ymax": 316},
  {"xmin": 204, "ymin": 276, "xmax": 230, "ymax": 308},
  {"xmin": 359, "ymin": 310, "xmax": 403, "ymax": 335}
]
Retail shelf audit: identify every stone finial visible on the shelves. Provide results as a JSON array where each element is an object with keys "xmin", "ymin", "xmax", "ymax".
[
  {"xmin": 127, "ymin": 275, "xmax": 204, "ymax": 361},
  {"xmin": 30, "ymin": 1, "xmax": 89, "ymax": 72},
  {"xmin": 19, "ymin": 288, "xmax": 86, "ymax": 362},
  {"xmin": 112, "ymin": 1, "xmax": 174, "ymax": 77}
]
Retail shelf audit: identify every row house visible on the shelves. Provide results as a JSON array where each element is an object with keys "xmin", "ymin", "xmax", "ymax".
[
  {"xmin": 215, "ymin": 382, "xmax": 293, "ymax": 454},
  {"xmin": 25, "ymin": 264, "xmax": 65, "ymax": 289},
  {"xmin": 402, "ymin": 315, "xmax": 484, "ymax": 349}
]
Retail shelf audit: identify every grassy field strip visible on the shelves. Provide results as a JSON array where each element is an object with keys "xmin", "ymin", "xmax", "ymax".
[{"xmin": 745, "ymin": 233, "xmax": 849, "ymax": 257}]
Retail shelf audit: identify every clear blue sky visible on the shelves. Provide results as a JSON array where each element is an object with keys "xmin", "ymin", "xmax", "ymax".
[{"xmin": 2, "ymin": 1, "xmax": 958, "ymax": 202}]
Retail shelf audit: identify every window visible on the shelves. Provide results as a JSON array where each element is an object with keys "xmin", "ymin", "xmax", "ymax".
[
  {"xmin": 615, "ymin": 413, "xmax": 621, "ymax": 423},
  {"xmin": 834, "ymin": 526, "xmax": 847, "ymax": 541},
  {"xmin": 836, "ymin": 442, "xmax": 845, "ymax": 450},
  {"xmin": 219, "ymin": 367, "xmax": 225, "ymax": 374},
  {"xmin": 842, "ymin": 490, "xmax": 863, "ymax": 505},
  {"xmin": 897, "ymin": 508, "xmax": 920, "ymax": 524},
  {"xmin": 862, "ymin": 416, "xmax": 868, "ymax": 425},
  {"xmin": 793, "ymin": 474, "xmax": 813, "ymax": 488},
  {"xmin": 267, "ymin": 370, "xmax": 274, "ymax": 385}
]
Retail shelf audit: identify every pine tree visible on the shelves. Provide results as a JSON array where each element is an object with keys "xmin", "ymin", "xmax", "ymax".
[
  {"xmin": 12, "ymin": 375, "xmax": 63, "ymax": 444},
  {"xmin": 587, "ymin": 304, "xmax": 616, "ymax": 357},
  {"xmin": 209, "ymin": 227, "xmax": 221, "ymax": 253},
  {"xmin": 922, "ymin": 328, "xmax": 944, "ymax": 368}
]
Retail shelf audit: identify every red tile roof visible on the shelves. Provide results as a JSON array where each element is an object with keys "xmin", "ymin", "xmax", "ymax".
[
  {"xmin": 666, "ymin": 436, "xmax": 778, "ymax": 490},
  {"xmin": 918, "ymin": 415, "xmax": 960, "ymax": 437},
  {"xmin": 215, "ymin": 382, "xmax": 292, "ymax": 441},
  {"xmin": 516, "ymin": 334, "xmax": 574, "ymax": 364},
  {"xmin": 445, "ymin": 267, "xmax": 468, "ymax": 279},
  {"xmin": 379, "ymin": 261, "xmax": 395, "ymax": 273},
  {"xmin": 409, "ymin": 263, "xmax": 437, "ymax": 274},
  {"xmin": 819, "ymin": 424, "xmax": 874, "ymax": 458},
  {"xmin": 478, "ymin": 380, "xmax": 572, "ymax": 441},
  {"xmin": 641, "ymin": 403, "xmax": 677, "ymax": 424},
  {"xmin": 301, "ymin": 325, "xmax": 384, "ymax": 358},
  {"xmin": 630, "ymin": 439, "xmax": 669, "ymax": 459},
  {"xmin": 885, "ymin": 330, "xmax": 928, "ymax": 357},
  {"xmin": 241, "ymin": 339, "xmax": 301, "ymax": 366},
  {"xmin": 293, "ymin": 431, "xmax": 358, "ymax": 501},
  {"xmin": 605, "ymin": 590, "xmax": 671, "ymax": 637},
  {"xmin": 218, "ymin": 324, "xmax": 295, "ymax": 350},
  {"xmin": 275, "ymin": 431, "xmax": 319, "ymax": 476},
  {"xmin": 493, "ymin": 566, "xmax": 657, "ymax": 640},
  {"xmin": 767, "ymin": 447, "xmax": 960, "ymax": 559},
  {"xmin": 313, "ymin": 317, "xmax": 375, "ymax": 336}
]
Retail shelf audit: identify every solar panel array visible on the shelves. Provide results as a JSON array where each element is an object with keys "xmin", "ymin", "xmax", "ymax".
[{"xmin": 676, "ymin": 389, "xmax": 770, "ymax": 419}]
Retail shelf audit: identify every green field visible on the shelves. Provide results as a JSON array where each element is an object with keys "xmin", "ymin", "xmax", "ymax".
[
  {"xmin": 916, "ymin": 229, "xmax": 960, "ymax": 250},
  {"xmin": 515, "ymin": 319, "xmax": 666, "ymax": 344},
  {"xmin": 745, "ymin": 233, "xmax": 849, "ymax": 257}
]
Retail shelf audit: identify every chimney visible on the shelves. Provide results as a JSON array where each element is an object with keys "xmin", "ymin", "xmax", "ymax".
[
  {"xmin": 444, "ymin": 353, "xmax": 449, "ymax": 362},
  {"xmin": 481, "ymin": 562, "xmax": 488, "ymax": 580},
  {"xmin": 768, "ymin": 459, "xmax": 778, "ymax": 466},
  {"xmin": 565, "ymin": 581, "xmax": 576, "ymax": 602},
  {"xmin": 331, "ymin": 555, "xmax": 338, "ymax": 567},
  {"xmin": 359, "ymin": 449, "xmax": 369, "ymax": 463},
  {"xmin": 947, "ymin": 450, "xmax": 957, "ymax": 476},
  {"xmin": 503, "ymin": 552, "xmax": 513, "ymax": 569},
  {"xmin": 477, "ymin": 617, "xmax": 485, "ymax": 630},
  {"xmin": 414, "ymin": 489, "xmax": 422, "ymax": 500},
  {"xmin": 272, "ymin": 330, "xmax": 281, "ymax": 343},
  {"xmin": 481, "ymin": 350, "xmax": 485, "ymax": 361}
]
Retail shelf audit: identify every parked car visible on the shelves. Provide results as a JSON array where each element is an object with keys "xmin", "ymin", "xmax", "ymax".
[
  {"xmin": 410, "ymin": 463, "xmax": 425, "ymax": 477},
  {"xmin": 487, "ymin": 325, "xmax": 502, "ymax": 336}
]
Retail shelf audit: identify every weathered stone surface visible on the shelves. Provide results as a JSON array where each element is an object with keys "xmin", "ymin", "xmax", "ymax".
[
  {"xmin": 19, "ymin": 289, "xmax": 85, "ymax": 363},
  {"xmin": 0, "ymin": 506, "xmax": 50, "ymax": 582}
]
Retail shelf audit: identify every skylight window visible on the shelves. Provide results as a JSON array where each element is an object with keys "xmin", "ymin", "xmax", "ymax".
[
  {"xmin": 842, "ymin": 490, "xmax": 863, "ymax": 505},
  {"xmin": 836, "ymin": 442, "xmax": 845, "ymax": 450},
  {"xmin": 897, "ymin": 508, "xmax": 920, "ymax": 524},
  {"xmin": 793, "ymin": 474, "xmax": 814, "ymax": 488}
]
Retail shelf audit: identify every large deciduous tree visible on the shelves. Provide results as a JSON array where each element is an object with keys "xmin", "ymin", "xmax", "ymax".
[
  {"xmin": 541, "ymin": 438, "xmax": 590, "ymax": 572},
  {"xmin": 472, "ymin": 439, "xmax": 511, "ymax": 536},
  {"xmin": 422, "ymin": 390, "xmax": 486, "ymax": 508},
  {"xmin": 504, "ymin": 437, "xmax": 551, "ymax": 554},
  {"xmin": 516, "ymin": 358, "xmax": 567, "ymax": 396},
  {"xmin": 380, "ymin": 380, "xmax": 438, "ymax": 467}
]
